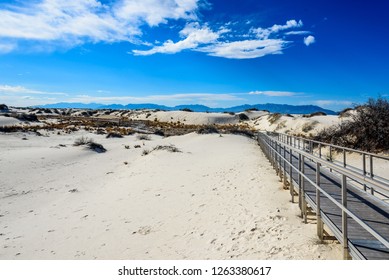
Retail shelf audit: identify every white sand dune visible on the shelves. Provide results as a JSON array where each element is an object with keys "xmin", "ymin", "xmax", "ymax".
[{"xmin": 0, "ymin": 131, "xmax": 340, "ymax": 259}]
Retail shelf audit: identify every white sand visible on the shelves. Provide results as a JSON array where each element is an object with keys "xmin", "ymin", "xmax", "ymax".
[{"xmin": 0, "ymin": 131, "xmax": 340, "ymax": 260}]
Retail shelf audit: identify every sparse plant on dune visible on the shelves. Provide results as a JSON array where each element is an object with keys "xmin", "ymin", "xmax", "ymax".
[
  {"xmin": 73, "ymin": 136, "xmax": 106, "ymax": 153},
  {"xmin": 268, "ymin": 113, "xmax": 281, "ymax": 125},
  {"xmin": 137, "ymin": 134, "xmax": 151, "ymax": 141},
  {"xmin": 302, "ymin": 121, "xmax": 319, "ymax": 133},
  {"xmin": 315, "ymin": 97, "xmax": 389, "ymax": 152}
]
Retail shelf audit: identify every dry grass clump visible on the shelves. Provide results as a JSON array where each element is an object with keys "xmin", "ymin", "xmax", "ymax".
[
  {"xmin": 153, "ymin": 144, "xmax": 182, "ymax": 153},
  {"xmin": 302, "ymin": 121, "xmax": 319, "ymax": 133},
  {"xmin": 106, "ymin": 132, "xmax": 123, "ymax": 138},
  {"xmin": 339, "ymin": 108, "xmax": 353, "ymax": 118},
  {"xmin": 276, "ymin": 120, "xmax": 287, "ymax": 130},
  {"xmin": 268, "ymin": 113, "xmax": 281, "ymax": 124},
  {"xmin": 314, "ymin": 97, "xmax": 389, "ymax": 152},
  {"xmin": 142, "ymin": 145, "xmax": 182, "ymax": 156},
  {"xmin": 137, "ymin": 134, "xmax": 151, "ymax": 140},
  {"xmin": 73, "ymin": 136, "xmax": 106, "ymax": 153},
  {"xmin": 73, "ymin": 136, "xmax": 93, "ymax": 146},
  {"xmin": 180, "ymin": 108, "xmax": 193, "ymax": 112},
  {"xmin": 238, "ymin": 113, "xmax": 249, "ymax": 121},
  {"xmin": 197, "ymin": 125, "xmax": 219, "ymax": 134},
  {"xmin": 303, "ymin": 112, "xmax": 327, "ymax": 118}
]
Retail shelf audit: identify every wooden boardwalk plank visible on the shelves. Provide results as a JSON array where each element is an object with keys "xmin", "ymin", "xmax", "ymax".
[{"xmin": 266, "ymin": 139, "xmax": 389, "ymax": 260}]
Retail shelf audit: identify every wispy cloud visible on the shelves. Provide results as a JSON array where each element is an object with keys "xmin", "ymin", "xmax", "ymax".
[
  {"xmin": 249, "ymin": 90, "xmax": 298, "ymax": 97},
  {"xmin": 0, "ymin": 84, "xmax": 244, "ymax": 106},
  {"xmin": 0, "ymin": 0, "xmax": 200, "ymax": 50},
  {"xmin": 0, "ymin": 84, "xmax": 67, "ymax": 95},
  {"xmin": 68, "ymin": 93, "xmax": 243, "ymax": 104},
  {"xmin": 134, "ymin": 19, "xmax": 309, "ymax": 59},
  {"xmin": 313, "ymin": 100, "xmax": 353, "ymax": 106},
  {"xmin": 250, "ymin": 20, "xmax": 303, "ymax": 39},
  {"xmin": 304, "ymin": 35, "xmax": 316, "ymax": 46},
  {"xmin": 0, "ymin": 1, "xmax": 314, "ymax": 59},
  {"xmin": 133, "ymin": 22, "xmax": 219, "ymax": 56},
  {"xmin": 0, "ymin": 42, "xmax": 16, "ymax": 53}
]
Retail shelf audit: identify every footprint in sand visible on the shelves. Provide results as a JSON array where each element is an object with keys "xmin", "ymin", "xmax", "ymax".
[{"xmin": 134, "ymin": 226, "xmax": 152, "ymax": 235}]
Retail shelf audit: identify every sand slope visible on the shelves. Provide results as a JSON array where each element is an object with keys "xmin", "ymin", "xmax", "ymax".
[{"xmin": 0, "ymin": 131, "xmax": 340, "ymax": 259}]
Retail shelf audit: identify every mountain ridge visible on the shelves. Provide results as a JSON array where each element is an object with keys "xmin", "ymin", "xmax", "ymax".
[{"xmin": 34, "ymin": 102, "xmax": 337, "ymax": 115}]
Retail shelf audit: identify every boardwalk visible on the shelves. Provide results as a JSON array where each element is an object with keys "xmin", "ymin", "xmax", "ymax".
[{"xmin": 257, "ymin": 132, "xmax": 389, "ymax": 260}]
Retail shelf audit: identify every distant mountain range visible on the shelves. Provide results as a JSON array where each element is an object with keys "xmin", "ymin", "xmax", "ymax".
[{"xmin": 34, "ymin": 102, "xmax": 337, "ymax": 115}]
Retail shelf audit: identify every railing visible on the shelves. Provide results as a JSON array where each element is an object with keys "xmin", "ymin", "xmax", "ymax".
[
  {"xmin": 257, "ymin": 131, "xmax": 389, "ymax": 260},
  {"xmin": 275, "ymin": 133, "xmax": 389, "ymax": 200}
]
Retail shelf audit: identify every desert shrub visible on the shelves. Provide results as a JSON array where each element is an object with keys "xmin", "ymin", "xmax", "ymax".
[
  {"xmin": 134, "ymin": 145, "xmax": 141, "ymax": 148},
  {"xmin": 145, "ymin": 113, "xmax": 152, "ymax": 118},
  {"xmin": 238, "ymin": 113, "xmax": 249, "ymax": 121},
  {"xmin": 0, "ymin": 104, "xmax": 9, "ymax": 111},
  {"xmin": 73, "ymin": 136, "xmax": 93, "ymax": 146},
  {"xmin": 303, "ymin": 112, "xmax": 327, "ymax": 118},
  {"xmin": 137, "ymin": 134, "xmax": 151, "ymax": 141},
  {"xmin": 314, "ymin": 97, "xmax": 389, "ymax": 152},
  {"xmin": 268, "ymin": 113, "xmax": 281, "ymax": 124},
  {"xmin": 73, "ymin": 136, "xmax": 106, "ymax": 153},
  {"xmin": 229, "ymin": 129, "xmax": 255, "ymax": 138},
  {"xmin": 142, "ymin": 149, "xmax": 150, "ymax": 156},
  {"xmin": 15, "ymin": 113, "xmax": 39, "ymax": 122},
  {"xmin": 276, "ymin": 120, "xmax": 287, "ymax": 130},
  {"xmin": 245, "ymin": 108, "xmax": 259, "ymax": 112},
  {"xmin": 153, "ymin": 145, "xmax": 182, "ymax": 153},
  {"xmin": 197, "ymin": 125, "xmax": 219, "ymax": 134},
  {"xmin": 180, "ymin": 108, "xmax": 193, "ymax": 112},
  {"xmin": 106, "ymin": 132, "xmax": 123, "ymax": 138},
  {"xmin": 302, "ymin": 121, "xmax": 319, "ymax": 133},
  {"xmin": 339, "ymin": 108, "xmax": 353, "ymax": 118},
  {"xmin": 154, "ymin": 129, "xmax": 165, "ymax": 136},
  {"xmin": 284, "ymin": 114, "xmax": 294, "ymax": 118},
  {"xmin": 87, "ymin": 142, "xmax": 107, "ymax": 153}
]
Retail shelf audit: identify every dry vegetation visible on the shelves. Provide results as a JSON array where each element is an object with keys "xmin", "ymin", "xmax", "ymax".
[{"xmin": 314, "ymin": 97, "xmax": 389, "ymax": 152}]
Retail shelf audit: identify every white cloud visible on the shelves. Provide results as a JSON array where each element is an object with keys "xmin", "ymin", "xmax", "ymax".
[
  {"xmin": 285, "ymin": 31, "xmax": 311, "ymax": 35},
  {"xmin": 0, "ymin": 0, "xmax": 200, "ymax": 50},
  {"xmin": 0, "ymin": 42, "xmax": 16, "ymax": 53},
  {"xmin": 133, "ymin": 22, "xmax": 219, "ymax": 55},
  {"xmin": 249, "ymin": 90, "xmax": 297, "ymax": 97},
  {"xmin": 251, "ymin": 19, "xmax": 303, "ymax": 39},
  {"xmin": 313, "ymin": 100, "xmax": 353, "ymax": 106},
  {"xmin": 198, "ymin": 39, "xmax": 286, "ymax": 59},
  {"xmin": 0, "ymin": 1, "xmax": 312, "ymax": 60},
  {"xmin": 304, "ymin": 35, "xmax": 316, "ymax": 46},
  {"xmin": 0, "ymin": 84, "xmax": 67, "ymax": 95},
  {"xmin": 134, "ymin": 18, "xmax": 308, "ymax": 59}
]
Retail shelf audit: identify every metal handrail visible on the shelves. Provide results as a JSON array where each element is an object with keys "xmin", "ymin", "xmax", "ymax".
[
  {"xmin": 257, "ymin": 132, "xmax": 389, "ymax": 259},
  {"xmin": 276, "ymin": 132, "xmax": 389, "ymax": 160},
  {"xmin": 272, "ymin": 132, "xmax": 389, "ymax": 193}
]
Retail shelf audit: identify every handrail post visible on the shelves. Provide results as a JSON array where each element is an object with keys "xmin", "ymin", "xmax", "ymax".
[
  {"xmin": 363, "ymin": 154, "xmax": 367, "ymax": 191},
  {"xmin": 289, "ymin": 147, "xmax": 294, "ymax": 203},
  {"xmin": 278, "ymin": 143, "xmax": 282, "ymax": 181},
  {"xmin": 316, "ymin": 162, "xmax": 323, "ymax": 240},
  {"xmin": 343, "ymin": 149, "xmax": 346, "ymax": 167},
  {"xmin": 298, "ymin": 154, "xmax": 302, "ymax": 210},
  {"xmin": 283, "ymin": 144, "xmax": 287, "ymax": 188},
  {"xmin": 319, "ymin": 143, "xmax": 322, "ymax": 158},
  {"xmin": 370, "ymin": 155, "xmax": 374, "ymax": 195},
  {"xmin": 342, "ymin": 174, "xmax": 351, "ymax": 259},
  {"xmin": 302, "ymin": 155, "xmax": 307, "ymax": 223}
]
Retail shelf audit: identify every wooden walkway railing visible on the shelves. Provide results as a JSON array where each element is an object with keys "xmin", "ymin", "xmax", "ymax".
[{"xmin": 257, "ymin": 132, "xmax": 389, "ymax": 260}]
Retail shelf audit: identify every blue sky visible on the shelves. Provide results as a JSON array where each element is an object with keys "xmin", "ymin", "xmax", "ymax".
[{"xmin": 0, "ymin": 0, "xmax": 388, "ymax": 110}]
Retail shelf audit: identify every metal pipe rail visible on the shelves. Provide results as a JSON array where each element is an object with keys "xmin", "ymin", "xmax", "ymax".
[
  {"xmin": 274, "ymin": 132, "xmax": 389, "ymax": 198},
  {"xmin": 257, "ymin": 132, "xmax": 389, "ymax": 260}
]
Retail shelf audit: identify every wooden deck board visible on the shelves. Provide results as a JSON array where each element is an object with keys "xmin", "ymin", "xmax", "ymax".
[{"xmin": 269, "ymin": 141, "xmax": 389, "ymax": 259}]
